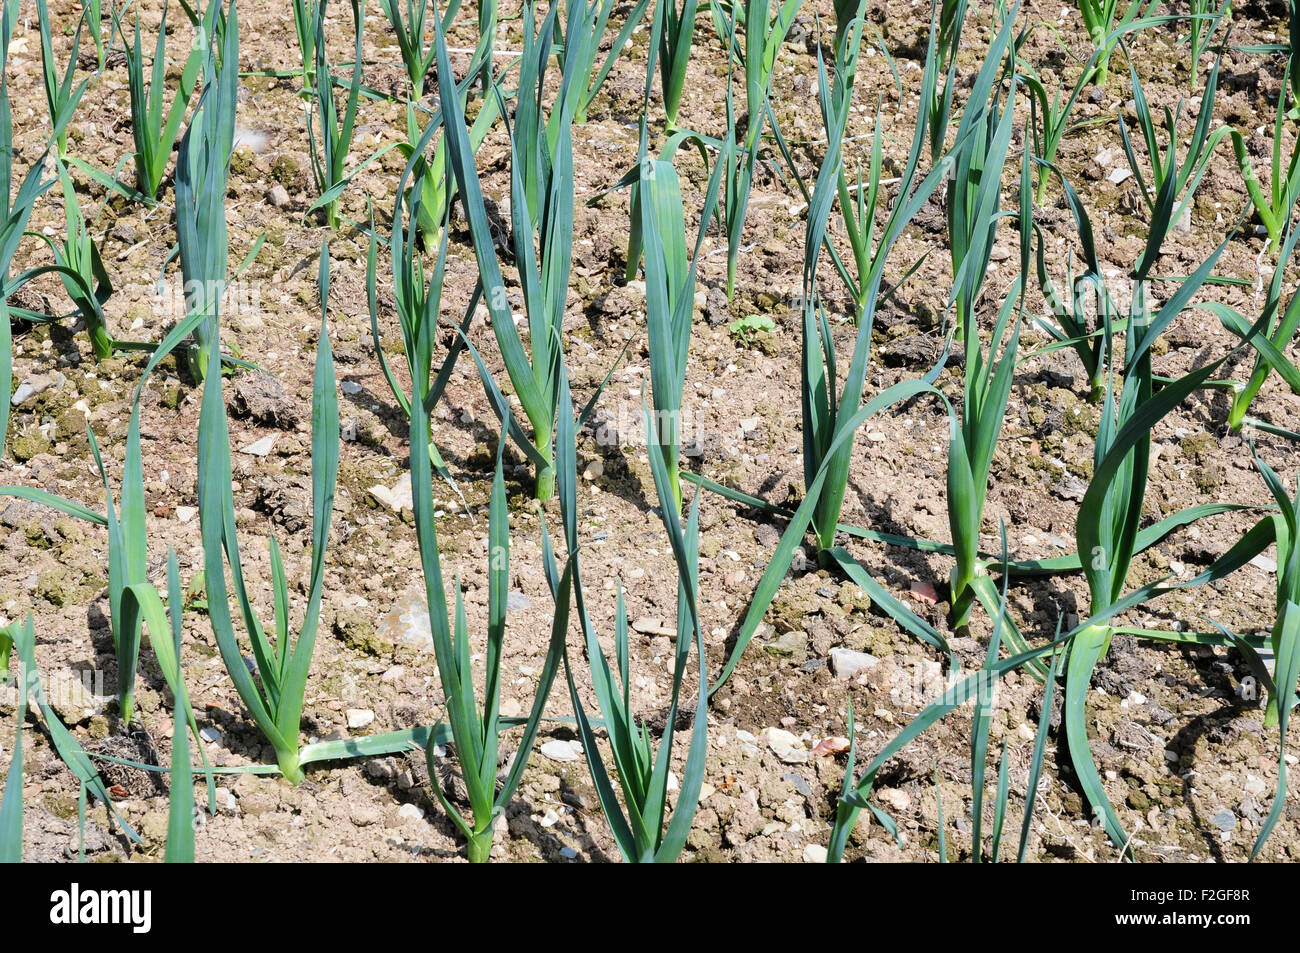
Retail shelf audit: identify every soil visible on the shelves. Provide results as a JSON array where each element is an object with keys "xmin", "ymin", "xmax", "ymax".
[{"xmin": 2, "ymin": 0, "xmax": 1300, "ymax": 863}]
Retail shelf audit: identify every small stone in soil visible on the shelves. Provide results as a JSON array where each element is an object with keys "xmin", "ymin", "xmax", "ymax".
[
  {"xmin": 1209, "ymin": 808, "xmax": 1236, "ymax": 832},
  {"xmin": 765, "ymin": 727, "xmax": 807, "ymax": 764},
  {"xmin": 346, "ymin": 709, "xmax": 375, "ymax": 729},
  {"xmin": 632, "ymin": 617, "xmax": 675, "ymax": 637},
  {"xmin": 829, "ymin": 647, "xmax": 879, "ymax": 679},
  {"xmin": 239, "ymin": 435, "xmax": 276, "ymax": 456},
  {"xmin": 877, "ymin": 787, "xmax": 911, "ymax": 812},
  {"xmin": 541, "ymin": 739, "xmax": 583, "ymax": 762},
  {"xmin": 783, "ymin": 772, "xmax": 813, "ymax": 798},
  {"xmin": 909, "ymin": 581, "xmax": 939, "ymax": 604}
]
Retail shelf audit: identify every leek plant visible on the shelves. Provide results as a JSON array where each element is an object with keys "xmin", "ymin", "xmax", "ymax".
[
  {"xmin": 799, "ymin": 17, "xmax": 949, "ymax": 555},
  {"xmin": 305, "ymin": 0, "xmax": 362, "ymax": 229},
  {"xmin": 194, "ymin": 242, "xmax": 338, "ymax": 785},
  {"xmin": 1182, "ymin": 0, "xmax": 1231, "ymax": 85},
  {"xmin": 292, "ymin": 0, "xmax": 319, "ymax": 94},
  {"xmin": 566, "ymin": 0, "xmax": 653, "ymax": 124},
  {"xmin": 391, "ymin": 175, "xmax": 569, "ymax": 859},
  {"xmin": 435, "ymin": 0, "xmax": 577, "ymax": 501},
  {"xmin": 925, "ymin": 0, "xmax": 969, "ymax": 160},
  {"xmin": 393, "ymin": 5, "xmax": 508, "ymax": 248},
  {"xmin": 809, "ymin": 3, "xmax": 922, "ymax": 324},
  {"xmin": 381, "ymin": 0, "xmax": 467, "ymax": 100},
  {"xmin": 37, "ymin": 0, "xmax": 92, "ymax": 160},
  {"xmin": 554, "ymin": 383, "xmax": 709, "ymax": 861},
  {"xmin": 1209, "ymin": 220, "xmax": 1300, "ymax": 433},
  {"xmin": 946, "ymin": 11, "xmax": 1016, "ymax": 356},
  {"xmin": 370, "ymin": 99, "xmax": 486, "ymax": 502},
  {"xmin": 1034, "ymin": 49, "xmax": 1228, "ymax": 397},
  {"xmin": 946, "ymin": 17, "xmax": 1023, "ymax": 627},
  {"xmin": 26, "ymin": 162, "xmax": 114, "ymax": 359},
  {"xmin": 0, "ymin": 618, "xmax": 25, "ymax": 861},
  {"xmin": 116, "ymin": 0, "xmax": 203, "ymax": 203},
  {"xmin": 1018, "ymin": 43, "xmax": 1111, "ymax": 204},
  {"xmin": 7, "ymin": 185, "xmax": 118, "ymax": 362},
  {"xmin": 1, "ymin": 3, "xmax": 77, "ymax": 451},
  {"xmin": 1228, "ymin": 64, "xmax": 1299, "ymax": 254},
  {"xmin": 396, "ymin": 45, "xmax": 502, "ymax": 252},
  {"xmin": 660, "ymin": 0, "xmax": 700, "ymax": 128},
  {"xmin": 84, "ymin": 0, "xmax": 106, "ymax": 70},
  {"xmin": 1060, "ymin": 220, "xmax": 1254, "ymax": 854},
  {"xmin": 704, "ymin": 12, "xmax": 958, "ymax": 692},
  {"xmin": 1075, "ymin": 0, "xmax": 1151, "ymax": 86},
  {"xmin": 116, "ymin": 551, "xmax": 197, "ymax": 862},
  {"xmin": 964, "ymin": 536, "xmax": 1060, "ymax": 862},
  {"xmin": 0, "ymin": 387, "xmax": 214, "ymax": 809},
  {"xmin": 420, "ymin": 412, "xmax": 570, "ymax": 862},
  {"xmin": 828, "ymin": 478, "xmax": 1277, "ymax": 862},
  {"xmin": 717, "ymin": 0, "xmax": 802, "ymax": 301},
  {"xmin": 1218, "ymin": 452, "xmax": 1300, "ymax": 858},
  {"xmin": 1019, "ymin": 15, "xmax": 1194, "ymax": 202},
  {"xmin": 1117, "ymin": 52, "xmax": 1230, "ymax": 275},
  {"xmin": 174, "ymin": 0, "xmax": 238, "ymax": 381},
  {"xmin": 1031, "ymin": 168, "xmax": 1109, "ymax": 399},
  {"xmin": 634, "ymin": 125, "xmax": 727, "ymax": 512},
  {"xmin": 3, "ymin": 615, "xmax": 141, "ymax": 851}
]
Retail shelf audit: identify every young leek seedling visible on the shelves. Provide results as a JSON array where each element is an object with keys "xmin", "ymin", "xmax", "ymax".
[
  {"xmin": 401, "ymin": 215, "xmax": 570, "ymax": 862},
  {"xmin": 1182, "ymin": 0, "xmax": 1231, "ymax": 88},
  {"xmin": 946, "ymin": 8, "xmax": 1017, "ymax": 346},
  {"xmin": 174, "ymin": 0, "xmax": 239, "ymax": 381},
  {"xmin": 0, "ymin": 0, "xmax": 40, "ymax": 455},
  {"xmin": 397, "ymin": 57, "xmax": 502, "ymax": 252},
  {"xmin": 1075, "ymin": 0, "xmax": 1151, "ymax": 86},
  {"xmin": 946, "ymin": 20, "xmax": 1022, "ymax": 626},
  {"xmin": 419, "ymin": 410, "xmax": 571, "ymax": 862},
  {"xmin": 381, "ymin": 0, "xmax": 463, "ymax": 100},
  {"xmin": 635, "ymin": 126, "xmax": 726, "ymax": 512},
  {"xmin": 292, "ymin": 0, "xmax": 319, "ymax": 94},
  {"xmin": 1228, "ymin": 63, "xmax": 1300, "ymax": 254},
  {"xmin": 660, "ymin": 0, "xmax": 701, "ymax": 129},
  {"xmin": 925, "ymin": 0, "xmax": 969, "ymax": 159},
  {"xmin": 5, "ymin": 614, "xmax": 142, "ymax": 850},
  {"xmin": 1117, "ymin": 50, "xmax": 1230, "ymax": 277},
  {"xmin": 1062, "ymin": 225, "xmax": 1255, "ymax": 856},
  {"xmin": 1208, "ymin": 220, "xmax": 1300, "ymax": 433},
  {"xmin": 1213, "ymin": 451, "xmax": 1300, "ymax": 859},
  {"xmin": 39, "ymin": 161, "xmax": 113, "ymax": 358},
  {"xmin": 703, "ymin": 13, "xmax": 957, "ymax": 693},
  {"xmin": 435, "ymin": 1, "xmax": 577, "ymax": 501},
  {"xmin": 717, "ymin": 0, "xmax": 802, "ymax": 301},
  {"xmin": 305, "ymin": 0, "xmax": 362, "ymax": 229},
  {"xmin": 115, "ymin": 0, "xmax": 203, "ymax": 203},
  {"xmin": 37, "ymin": 0, "xmax": 91, "ymax": 160},
  {"xmin": 553, "ymin": 380, "xmax": 709, "ymax": 862},
  {"xmin": 195, "ymin": 242, "xmax": 338, "ymax": 784},
  {"xmin": 565, "ymin": 0, "xmax": 653, "ymax": 124}
]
